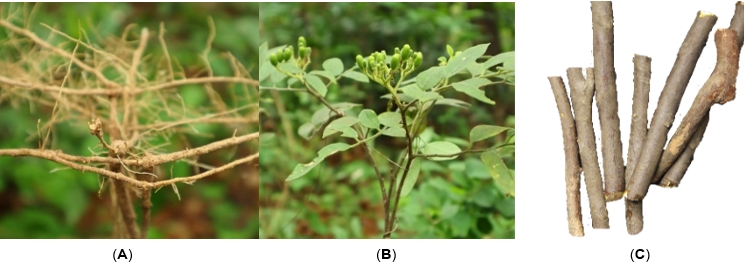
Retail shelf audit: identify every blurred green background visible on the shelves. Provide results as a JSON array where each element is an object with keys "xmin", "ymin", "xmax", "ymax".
[
  {"xmin": 259, "ymin": 3, "xmax": 515, "ymax": 238},
  {"xmin": 0, "ymin": 3, "xmax": 259, "ymax": 238}
]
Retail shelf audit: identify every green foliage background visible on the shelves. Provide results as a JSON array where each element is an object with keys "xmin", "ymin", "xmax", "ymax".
[
  {"xmin": 0, "ymin": 3, "xmax": 259, "ymax": 238},
  {"xmin": 259, "ymin": 3, "xmax": 515, "ymax": 238}
]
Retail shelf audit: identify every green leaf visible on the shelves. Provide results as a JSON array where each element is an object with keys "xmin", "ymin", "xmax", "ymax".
[
  {"xmin": 378, "ymin": 112, "xmax": 402, "ymax": 127},
  {"xmin": 322, "ymin": 116, "xmax": 359, "ymax": 139},
  {"xmin": 311, "ymin": 107, "xmax": 333, "ymax": 126},
  {"xmin": 467, "ymin": 62, "xmax": 485, "ymax": 77},
  {"xmin": 481, "ymin": 150, "xmax": 515, "ymax": 197},
  {"xmin": 340, "ymin": 127, "xmax": 358, "ymax": 138},
  {"xmin": 310, "ymin": 102, "xmax": 361, "ymax": 127},
  {"xmin": 421, "ymin": 141, "xmax": 462, "ymax": 161},
  {"xmin": 398, "ymin": 157, "xmax": 421, "ymax": 198},
  {"xmin": 341, "ymin": 70, "xmax": 369, "ymax": 83},
  {"xmin": 439, "ymin": 202, "xmax": 460, "ymax": 219},
  {"xmin": 380, "ymin": 93, "xmax": 415, "ymax": 103},
  {"xmin": 305, "ymin": 74, "xmax": 328, "ymax": 97},
  {"xmin": 298, "ymin": 122, "xmax": 315, "ymax": 140},
  {"xmin": 269, "ymin": 68, "xmax": 287, "ymax": 84},
  {"xmin": 452, "ymin": 78, "xmax": 494, "ymax": 105},
  {"xmin": 277, "ymin": 62, "xmax": 303, "ymax": 74},
  {"xmin": 445, "ymin": 43, "xmax": 489, "ymax": 78},
  {"xmin": 322, "ymin": 58, "xmax": 344, "ymax": 76},
  {"xmin": 443, "ymin": 137, "xmax": 470, "ymax": 147},
  {"xmin": 259, "ymin": 60, "xmax": 275, "ymax": 82},
  {"xmin": 449, "ymin": 210, "xmax": 472, "ymax": 237},
  {"xmin": 469, "ymin": 125, "xmax": 512, "ymax": 144},
  {"xmin": 435, "ymin": 98, "xmax": 471, "ymax": 109},
  {"xmin": 401, "ymin": 84, "xmax": 442, "ymax": 103},
  {"xmin": 484, "ymin": 51, "xmax": 515, "ymax": 70},
  {"xmin": 358, "ymin": 109, "xmax": 380, "ymax": 130},
  {"xmin": 415, "ymin": 66, "xmax": 445, "ymax": 90},
  {"xmin": 381, "ymin": 126, "xmax": 406, "ymax": 137},
  {"xmin": 286, "ymin": 142, "xmax": 352, "ymax": 181},
  {"xmin": 309, "ymin": 70, "xmax": 337, "ymax": 83}
]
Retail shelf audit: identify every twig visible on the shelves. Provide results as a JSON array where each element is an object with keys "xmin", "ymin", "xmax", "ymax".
[
  {"xmin": 0, "ymin": 75, "xmax": 257, "ymax": 95},
  {"xmin": 567, "ymin": 67, "xmax": 608, "ymax": 229},
  {"xmin": 151, "ymin": 153, "xmax": 258, "ymax": 189},
  {"xmin": 626, "ymin": 11, "xmax": 717, "ymax": 201},
  {"xmin": 0, "ymin": 19, "xmax": 119, "ymax": 88},
  {"xmin": 625, "ymin": 54, "xmax": 651, "ymax": 235},
  {"xmin": 652, "ymin": 29, "xmax": 739, "ymax": 190},
  {"xmin": 591, "ymin": 1, "xmax": 624, "ymax": 201},
  {"xmin": 658, "ymin": 113, "xmax": 710, "ymax": 187},
  {"xmin": 548, "ymin": 76, "xmax": 584, "ymax": 237},
  {"xmin": 653, "ymin": 1, "xmax": 744, "ymax": 186}
]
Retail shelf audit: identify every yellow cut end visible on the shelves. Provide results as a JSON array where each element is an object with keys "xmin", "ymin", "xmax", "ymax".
[{"xmin": 698, "ymin": 10, "xmax": 716, "ymax": 17}]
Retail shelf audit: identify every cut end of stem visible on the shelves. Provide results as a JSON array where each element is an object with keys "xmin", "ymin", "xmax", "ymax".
[{"xmin": 699, "ymin": 10, "xmax": 717, "ymax": 18}]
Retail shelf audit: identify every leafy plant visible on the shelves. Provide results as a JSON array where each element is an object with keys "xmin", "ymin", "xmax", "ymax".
[{"xmin": 260, "ymin": 36, "xmax": 514, "ymax": 238}]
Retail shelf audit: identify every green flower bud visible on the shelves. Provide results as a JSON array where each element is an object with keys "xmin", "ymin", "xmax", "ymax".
[
  {"xmin": 446, "ymin": 45, "xmax": 454, "ymax": 57},
  {"xmin": 367, "ymin": 56, "xmax": 376, "ymax": 70},
  {"xmin": 413, "ymin": 52, "xmax": 423, "ymax": 69},
  {"xmin": 356, "ymin": 55, "xmax": 365, "ymax": 70},
  {"xmin": 375, "ymin": 52, "xmax": 385, "ymax": 63},
  {"xmin": 283, "ymin": 47, "xmax": 293, "ymax": 62},
  {"xmin": 390, "ymin": 53, "xmax": 401, "ymax": 70},
  {"xmin": 299, "ymin": 46, "xmax": 308, "ymax": 58},
  {"xmin": 298, "ymin": 36, "xmax": 306, "ymax": 48},
  {"xmin": 394, "ymin": 47, "xmax": 400, "ymax": 55},
  {"xmin": 269, "ymin": 53, "xmax": 279, "ymax": 66},
  {"xmin": 305, "ymin": 47, "xmax": 312, "ymax": 58},
  {"xmin": 401, "ymin": 44, "xmax": 412, "ymax": 60}
]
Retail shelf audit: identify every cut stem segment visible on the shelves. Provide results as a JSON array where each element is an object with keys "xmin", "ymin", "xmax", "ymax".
[
  {"xmin": 625, "ymin": 54, "xmax": 651, "ymax": 235},
  {"xmin": 626, "ymin": 11, "xmax": 717, "ymax": 201},
  {"xmin": 567, "ymin": 68, "xmax": 609, "ymax": 229},
  {"xmin": 591, "ymin": 1, "xmax": 625, "ymax": 201},
  {"xmin": 548, "ymin": 76, "xmax": 585, "ymax": 236}
]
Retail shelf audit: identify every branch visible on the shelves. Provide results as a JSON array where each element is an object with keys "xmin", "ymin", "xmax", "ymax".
[
  {"xmin": 0, "ymin": 20, "xmax": 119, "ymax": 89},
  {"xmin": 591, "ymin": 1, "xmax": 624, "ymax": 201},
  {"xmin": 136, "ymin": 132, "xmax": 258, "ymax": 167},
  {"xmin": 151, "ymin": 153, "xmax": 258, "ymax": 189},
  {"xmin": 657, "ymin": 113, "xmax": 710, "ymax": 187},
  {"xmin": 0, "ymin": 75, "xmax": 257, "ymax": 96},
  {"xmin": 567, "ymin": 67, "xmax": 608, "ymax": 229},
  {"xmin": 0, "ymin": 132, "xmax": 258, "ymax": 188},
  {"xmin": 652, "ymin": 29, "xmax": 739, "ymax": 190},
  {"xmin": 301, "ymin": 80, "xmax": 388, "ymax": 232},
  {"xmin": 626, "ymin": 11, "xmax": 717, "ymax": 201},
  {"xmin": 548, "ymin": 76, "xmax": 584, "ymax": 237},
  {"xmin": 625, "ymin": 54, "xmax": 651, "ymax": 235}
]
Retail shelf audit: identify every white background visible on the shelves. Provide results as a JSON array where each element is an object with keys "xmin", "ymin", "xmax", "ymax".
[
  {"xmin": 517, "ymin": 0, "xmax": 744, "ymax": 265},
  {"xmin": 3, "ymin": 1, "xmax": 744, "ymax": 267}
]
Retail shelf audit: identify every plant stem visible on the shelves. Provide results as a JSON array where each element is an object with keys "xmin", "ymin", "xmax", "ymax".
[
  {"xmin": 591, "ymin": 1, "xmax": 625, "ymax": 201},
  {"xmin": 567, "ymin": 67, "xmax": 608, "ymax": 229},
  {"xmin": 302, "ymin": 80, "xmax": 389, "ymax": 238},
  {"xmin": 548, "ymin": 76, "xmax": 584, "ymax": 237},
  {"xmin": 626, "ymin": 11, "xmax": 717, "ymax": 201},
  {"xmin": 625, "ymin": 54, "xmax": 651, "ymax": 235}
]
